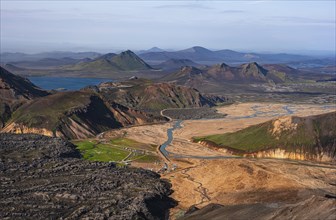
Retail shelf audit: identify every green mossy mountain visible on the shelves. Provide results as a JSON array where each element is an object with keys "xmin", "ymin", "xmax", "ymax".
[
  {"xmin": 194, "ymin": 112, "xmax": 336, "ymax": 161},
  {"xmin": 66, "ymin": 50, "xmax": 152, "ymax": 72}
]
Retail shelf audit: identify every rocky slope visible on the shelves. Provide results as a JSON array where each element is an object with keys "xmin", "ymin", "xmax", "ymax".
[
  {"xmin": 0, "ymin": 66, "xmax": 49, "ymax": 128},
  {"xmin": 95, "ymin": 78, "xmax": 228, "ymax": 113},
  {"xmin": 181, "ymin": 199, "xmax": 336, "ymax": 220},
  {"xmin": 169, "ymin": 158, "xmax": 336, "ymax": 220},
  {"xmin": 0, "ymin": 133, "xmax": 175, "ymax": 219},
  {"xmin": 194, "ymin": 112, "xmax": 336, "ymax": 162},
  {"xmin": 2, "ymin": 91, "xmax": 164, "ymax": 139}
]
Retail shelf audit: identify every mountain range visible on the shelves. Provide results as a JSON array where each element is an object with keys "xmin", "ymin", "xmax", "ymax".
[
  {"xmin": 0, "ymin": 67, "xmax": 227, "ymax": 138},
  {"xmin": 2, "ymin": 46, "xmax": 328, "ymax": 68},
  {"xmin": 0, "ymin": 51, "xmax": 100, "ymax": 63},
  {"xmin": 139, "ymin": 46, "xmax": 313, "ymax": 64},
  {"xmin": 1, "ymin": 47, "xmax": 334, "ymax": 80},
  {"xmin": 162, "ymin": 62, "xmax": 294, "ymax": 86}
]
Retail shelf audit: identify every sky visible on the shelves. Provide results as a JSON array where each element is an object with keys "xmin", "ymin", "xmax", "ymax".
[{"xmin": 1, "ymin": 0, "xmax": 335, "ymax": 54}]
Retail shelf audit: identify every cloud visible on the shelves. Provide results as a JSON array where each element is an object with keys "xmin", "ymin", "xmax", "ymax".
[
  {"xmin": 248, "ymin": 0, "xmax": 270, "ymax": 5},
  {"xmin": 270, "ymin": 16, "xmax": 335, "ymax": 25},
  {"xmin": 155, "ymin": 3, "xmax": 213, "ymax": 10},
  {"xmin": 2, "ymin": 9, "xmax": 52, "ymax": 14},
  {"xmin": 220, "ymin": 10, "xmax": 245, "ymax": 14}
]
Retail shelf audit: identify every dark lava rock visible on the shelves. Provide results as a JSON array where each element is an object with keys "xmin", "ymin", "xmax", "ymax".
[{"xmin": 0, "ymin": 133, "xmax": 176, "ymax": 219}]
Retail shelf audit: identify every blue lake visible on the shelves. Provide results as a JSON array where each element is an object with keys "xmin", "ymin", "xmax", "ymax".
[{"xmin": 28, "ymin": 77, "xmax": 113, "ymax": 91}]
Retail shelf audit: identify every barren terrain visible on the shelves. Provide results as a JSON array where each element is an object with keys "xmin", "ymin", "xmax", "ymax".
[
  {"xmin": 176, "ymin": 102, "xmax": 335, "ymax": 140},
  {"xmin": 104, "ymin": 102, "xmax": 336, "ymax": 219},
  {"xmin": 168, "ymin": 158, "xmax": 336, "ymax": 219}
]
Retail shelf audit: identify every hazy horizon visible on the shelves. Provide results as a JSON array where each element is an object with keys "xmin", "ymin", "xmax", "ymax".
[{"xmin": 1, "ymin": 0, "xmax": 335, "ymax": 55}]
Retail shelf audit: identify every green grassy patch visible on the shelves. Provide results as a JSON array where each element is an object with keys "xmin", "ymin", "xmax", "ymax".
[
  {"xmin": 194, "ymin": 119, "xmax": 319, "ymax": 153},
  {"xmin": 73, "ymin": 137, "xmax": 160, "ymax": 163},
  {"xmin": 74, "ymin": 140, "xmax": 129, "ymax": 162}
]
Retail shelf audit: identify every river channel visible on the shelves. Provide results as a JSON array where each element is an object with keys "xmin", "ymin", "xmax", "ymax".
[
  {"xmin": 159, "ymin": 119, "xmax": 239, "ymax": 159},
  {"xmin": 159, "ymin": 104, "xmax": 335, "ymax": 160}
]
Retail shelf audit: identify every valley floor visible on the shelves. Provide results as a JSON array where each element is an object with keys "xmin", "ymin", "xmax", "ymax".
[{"xmin": 103, "ymin": 102, "xmax": 336, "ymax": 219}]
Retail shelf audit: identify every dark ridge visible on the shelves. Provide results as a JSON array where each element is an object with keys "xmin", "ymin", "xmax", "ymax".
[
  {"xmin": 97, "ymin": 52, "xmax": 117, "ymax": 60},
  {"xmin": 0, "ymin": 66, "xmax": 49, "ymax": 99},
  {"xmin": 325, "ymin": 194, "xmax": 336, "ymax": 199}
]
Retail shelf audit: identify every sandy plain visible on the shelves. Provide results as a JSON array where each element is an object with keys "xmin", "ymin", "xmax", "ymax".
[{"xmin": 104, "ymin": 102, "xmax": 336, "ymax": 219}]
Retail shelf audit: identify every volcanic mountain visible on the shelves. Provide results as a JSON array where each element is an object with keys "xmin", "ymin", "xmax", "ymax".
[
  {"xmin": 194, "ymin": 111, "xmax": 336, "ymax": 162},
  {"xmin": 66, "ymin": 50, "xmax": 152, "ymax": 72},
  {"xmin": 94, "ymin": 78, "xmax": 227, "ymax": 113},
  {"xmin": 0, "ymin": 66, "xmax": 49, "ymax": 127},
  {"xmin": 162, "ymin": 62, "xmax": 291, "ymax": 86},
  {"xmin": 2, "ymin": 91, "xmax": 165, "ymax": 139},
  {"xmin": 137, "ymin": 46, "xmax": 165, "ymax": 54}
]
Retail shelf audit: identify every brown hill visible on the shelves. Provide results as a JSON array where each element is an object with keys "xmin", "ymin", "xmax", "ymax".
[
  {"xmin": 0, "ymin": 66, "xmax": 48, "ymax": 101},
  {"xmin": 95, "ymin": 78, "xmax": 227, "ymax": 113},
  {"xmin": 0, "ymin": 66, "xmax": 49, "ymax": 127},
  {"xmin": 163, "ymin": 62, "xmax": 291, "ymax": 85},
  {"xmin": 2, "ymin": 91, "xmax": 165, "ymax": 139}
]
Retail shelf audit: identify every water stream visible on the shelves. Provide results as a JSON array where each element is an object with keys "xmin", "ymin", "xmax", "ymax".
[
  {"xmin": 159, "ymin": 120, "xmax": 238, "ymax": 159},
  {"xmin": 159, "ymin": 120, "xmax": 182, "ymax": 157},
  {"xmin": 159, "ymin": 104, "xmax": 335, "ymax": 160}
]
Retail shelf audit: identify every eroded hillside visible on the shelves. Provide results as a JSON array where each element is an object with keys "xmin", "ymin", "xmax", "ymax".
[
  {"xmin": 194, "ymin": 111, "xmax": 336, "ymax": 162},
  {"xmin": 0, "ymin": 66, "xmax": 49, "ymax": 128},
  {"xmin": 95, "ymin": 78, "xmax": 227, "ymax": 113},
  {"xmin": 2, "ymin": 91, "xmax": 164, "ymax": 139}
]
